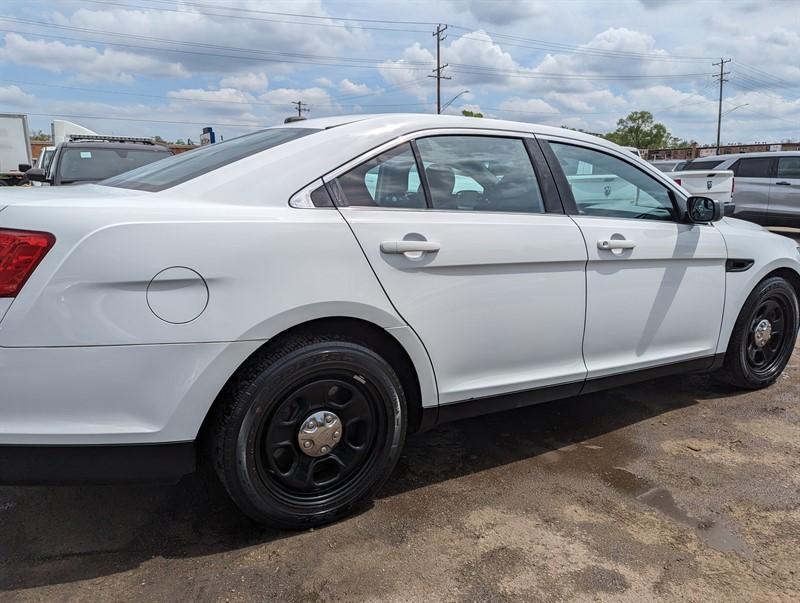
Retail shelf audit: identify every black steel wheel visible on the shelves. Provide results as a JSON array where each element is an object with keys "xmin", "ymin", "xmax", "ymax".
[
  {"xmin": 212, "ymin": 333, "xmax": 406, "ymax": 529},
  {"xmin": 720, "ymin": 276, "xmax": 799, "ymax": 389}
]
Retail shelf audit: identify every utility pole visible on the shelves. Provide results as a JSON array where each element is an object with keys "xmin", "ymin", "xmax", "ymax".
[
  {"xmin": 429, "ymin": 24, "xmax": 451, "ymax": 114},
  {"xmin": 713, "ymin": 58, "xmax": 731, "ymax": 154},
  {"xmin": 291, "ymin": 100, "xmax": 309, "ymax": 119}
]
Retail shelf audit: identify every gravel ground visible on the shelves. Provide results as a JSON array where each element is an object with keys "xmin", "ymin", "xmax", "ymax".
[{"xmin": 0, "ymin": 341, "xmax": 798, "ymax": 602}]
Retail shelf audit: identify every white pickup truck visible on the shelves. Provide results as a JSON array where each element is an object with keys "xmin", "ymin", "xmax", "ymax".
[{"xmin": 651, "ymin": 159, "xmax": 735, "ymax": 213}]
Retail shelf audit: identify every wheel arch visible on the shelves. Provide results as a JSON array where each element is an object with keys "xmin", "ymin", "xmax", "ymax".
[
  {"xmin": 197, "ymin": 316, "xmax": 437, "ymax": 447},
  {"xmin": 718, "ymin": 263, "xmax": 800, "ymax": 355}
]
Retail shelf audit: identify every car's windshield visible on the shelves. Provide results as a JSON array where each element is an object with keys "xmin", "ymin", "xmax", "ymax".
[
  {"xmin": 102, "ymin": 127, "xmax": 319, "ymax": 192},
  {"xmin": 59, "ymin": 147, "xmax": 172, "ymax": 183}
]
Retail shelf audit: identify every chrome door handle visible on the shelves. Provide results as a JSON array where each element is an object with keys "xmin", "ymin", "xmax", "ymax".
[
  {"xmin": 380, "ymin": 240, "xmax": 441, "ymax": 254},
  {"xmin": 597, "ymin": 239, "xmax": 636, "ymax": 250}
]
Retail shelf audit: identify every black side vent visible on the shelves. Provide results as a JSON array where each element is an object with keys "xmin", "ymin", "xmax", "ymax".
[{"xmin": 726, "ymin": 259, "xmax": 755, "ymax": 273}]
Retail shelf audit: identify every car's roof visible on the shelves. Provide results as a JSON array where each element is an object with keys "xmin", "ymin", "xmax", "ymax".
[
  {"xmin": 280, "ymin": 112, "xmax": 605, "ymax": 145},
  {"xmin": 692, "ymin": 150, "xmax": 800, "ymax": 162}
]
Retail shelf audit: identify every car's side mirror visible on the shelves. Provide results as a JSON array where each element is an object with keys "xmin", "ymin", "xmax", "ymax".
[
  {"xmin": 686, "ymin": 196, "xmax": 722, "ymax": 223},
  {"xmin": 18, "ymin": 163, "xmax": 31, "ymax": 172},
  {"xmin": 25, "ymin": 167, "xmax": 47, "ymax": 182},
  {"xmin": 723, "ymin": 202, "xmax": 735, "ymax": 217}
]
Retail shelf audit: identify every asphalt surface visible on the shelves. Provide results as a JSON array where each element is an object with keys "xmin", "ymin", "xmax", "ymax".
[{"xmin": 2, "ymin": 229, "xmax": 799, "ymax": 602}]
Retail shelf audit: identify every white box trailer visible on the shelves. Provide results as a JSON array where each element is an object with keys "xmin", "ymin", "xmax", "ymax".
[{"xmin": 0, "ymin": 114, "xmax": 32, "ymax": 186}]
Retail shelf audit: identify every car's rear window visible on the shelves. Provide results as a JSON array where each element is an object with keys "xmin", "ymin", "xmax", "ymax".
[
  {"xmin": 59, "ymin": 147, "xmax": 172, "ymax": 183},
  {"xmin": 102, "ymin": 128, "xmax": 319, "ymax": 192},
  {"xmin": 682, "ymin": 159, "xmax": 724, "ymax": 170}
]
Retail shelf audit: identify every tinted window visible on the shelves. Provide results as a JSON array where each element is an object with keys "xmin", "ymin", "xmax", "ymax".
[
  {"xmin": 335, "ymin": 143, "xmax": 425, "ymax": 208},
  {"xmin": 550, "ymin": 143, "xmax": 675, "ymax": 221},
  {"xmin": 734, "ymin": 157, "xmax": 773, "ymax": 178},
  {"xmin": 415, "ymin": 136, "xmax": 544, "ymax": 213},
  {"xmin": 59, "ymin": 147, "xmax": 172, "ymax": 183},
  {"xmin": 309, "ymin": 184, "xmax": 334, "ymax": 207},
  {"xmin": 102, "ymin": 128, "xmax": 318, "ymax": 192},
  {"xmin": 777, "ymin": 157, "xmax": 800, "ymax": 179},
  {"xmin": 682, "ymin": 159, "xmax": 724, "ymax": 170}
]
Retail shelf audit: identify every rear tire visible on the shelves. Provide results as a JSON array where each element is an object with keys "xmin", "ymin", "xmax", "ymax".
[
  {"xmin": 718, "ymin": 276, "xmax": 798, "ymax": 389},
  {"xmin": 211, "ymin": 333, "xmax": 406, "ymax": 529}
]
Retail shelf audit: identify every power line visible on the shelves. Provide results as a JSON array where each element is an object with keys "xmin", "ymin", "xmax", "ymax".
[
  {"xmin": 0, "ymin": 24, "xmax": 718, "ymax": 83},
  {"xmin": 77, "ymin": 0, "xmax": 432, "ymax": 33},
  {"xmin": 126, "ymin": 0, "xmax": 438, "ymax": 26},
  {"xmin": 0, "ymin": 77, "xmax": 431, "ymax": 107},
  {"xmin": 0, "ymin": 19, "xmax": 435, "ymax": 69},
  {"xmin": 449, "ymin": 25, "xmax": 715, "ymax": 62}
]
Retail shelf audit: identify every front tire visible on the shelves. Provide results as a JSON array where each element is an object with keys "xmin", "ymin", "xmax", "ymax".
[
  {"xmin": 211, "ymin": 333, "xmax": 406, "ymax": 529},
  {"xmin": 719, "ymin": 276, "xmax": 799, "ymax": 389}
]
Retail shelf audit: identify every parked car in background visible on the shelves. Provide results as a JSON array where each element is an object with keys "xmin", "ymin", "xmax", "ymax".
[
  {"xmin": 662, "ymin": 166, "xmax": 735, "ymax": 212},
  {"xmin": 0, "ymin": 114, "xmax": 798, "ymax": 529},
  {"xmin": 681, "ymin": 152, "xmax": 800, "ymax": 227},
  {"xmin": 650, "ymin": 159, "xmax": 688, "ymax": 172},
  {"xmin": 26, "ymin": 135, "xmax": 172, "ymax": 186},
  {"xmin": 29, "ymin": 146, "xmax": 56, "ymax": 187}
]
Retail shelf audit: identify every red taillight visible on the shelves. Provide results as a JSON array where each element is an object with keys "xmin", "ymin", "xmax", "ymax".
[
  {"xmin": 674, "ymin": 178, "xmax": 682, "ymax": 186},
  {"xmin": 0, "ymin": 229, "xmax": 55, "ymax": 297}
]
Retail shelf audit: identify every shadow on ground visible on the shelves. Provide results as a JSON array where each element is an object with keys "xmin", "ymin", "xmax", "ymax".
[{"xmin": 0, "ymin": 373, "xmax": 742, "ymax": 591}]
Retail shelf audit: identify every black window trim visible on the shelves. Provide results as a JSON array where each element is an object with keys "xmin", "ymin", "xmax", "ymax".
[
  {"xmin": 538, "ymin": 138, "xmax": 685, "ymax": 224},
  {"xmin": 326, "ymin": 131, "xmax": 562, "ymax": 216},
  {"xmin": 731, "ymin": 156, "xmax": 778, "ymax": 179}
]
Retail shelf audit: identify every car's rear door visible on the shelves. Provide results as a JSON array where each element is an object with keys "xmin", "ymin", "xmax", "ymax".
[
  {"xmin": 326, "ymin": 130, "xmax": 588, "ymax": 405},
  {"xmin": 768, "ymin": 156, "xmax": 800, "ymax": 227},
  {"xmin": 540, "ymin": 137, "xmax": 727, "ymax": 381},
  {"xmin": 731, "ymin": 156, "xmax": 776, "ymax": 225}
]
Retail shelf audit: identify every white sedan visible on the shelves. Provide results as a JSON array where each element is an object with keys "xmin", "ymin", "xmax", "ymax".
[{"xmin": 1, "ymin": 114, "xmax": 798, "ymax": 528}]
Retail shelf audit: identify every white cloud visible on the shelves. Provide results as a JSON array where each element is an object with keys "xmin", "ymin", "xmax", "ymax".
[
  {"xmin": 259, "ymin": 86, "xmax": 334, "ymax": 114},
  {"xmin": 55, "ymin": 2, "xmax": 368, "ymax": 77},
  {"xmin": 450, "ymin": 0, "xmax": 544, "ymax": 25},
  {"xmin": 379, "ymin": 42, "xmax": 434, "ymax": 101},
  {"xmin": 337, "ymin": 78, "xmax": 372, "ymax": 96},
  {"xmin": 167, "ymin": 87, "xmax": 257, "ymax": 114},
  {"xmin": 0, "ymin": 33, "xmax": 189, "ymax": 83},
  {"xmin": 0, "ymin": 85, "xmax": 35, "ymax": 107},
  {"xmin": 314, "ymin": 77, "xmax": 334, "ymax": 88},
  {"xmin": 219, "ymin": 72, "xmax": 269, "ymax": 92}
]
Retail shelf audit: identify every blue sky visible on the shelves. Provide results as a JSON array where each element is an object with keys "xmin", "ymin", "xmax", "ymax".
[{"xmin": 1, "ymin": 0, "xmax": 798, "ymax": 145}]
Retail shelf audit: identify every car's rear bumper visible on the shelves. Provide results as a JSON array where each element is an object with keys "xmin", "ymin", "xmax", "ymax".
[
  {"xmin": 0, "ymin": 340, "xmax": 264, "ymax": 446},
  {"xmin": 0, "ymin": 442, "xmax": 195, "ymax": 484}
]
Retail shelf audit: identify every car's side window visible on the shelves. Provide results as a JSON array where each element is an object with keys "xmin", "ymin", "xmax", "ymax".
[
  {"xmin": 732, "ymin": 157, "xmax": 774, "ymax": 178},
  {"xmin": 777, "ymin": 157, "xmax": 800, "ymax": 179},
  {"xmin": 335, "ymin": 143, "xmax": 426, "ymax": 208},
  {"xmin": 415, "ymin": 136, "xmax": 545, "ymax": 213},
  {"xmin": 549, "ymin": 142, "xmax": 676, "ymax": 221}
]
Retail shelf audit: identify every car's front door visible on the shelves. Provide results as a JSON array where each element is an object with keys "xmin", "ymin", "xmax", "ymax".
[
  {"xmin": 327, "ymin": 131, "xmax": 588, "ymax": 405},
  {"xmin": 768, "ymin": 156, "xmax": 800, "ymax": 227},
  {"xmin": 542, "ymin": 138, "xmax": 727, "ymax": 380}
]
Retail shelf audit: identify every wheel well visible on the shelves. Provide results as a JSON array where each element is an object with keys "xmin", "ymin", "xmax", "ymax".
[
  {"xmin": 198, "ymin": 317, "xmax": 424, "ymax": 446},
  {"xmin": 766, "ymin": 267, "xmax": 800, "ymax": 302}
]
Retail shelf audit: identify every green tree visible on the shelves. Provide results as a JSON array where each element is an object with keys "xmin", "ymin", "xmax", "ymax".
[
  {"xmin": 604, "ymin": 111, "xmax": 671, "ymax": 149},
  {"xmin": 462, "ymin": 109, "xmax": 484, "ymax": 118}
]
